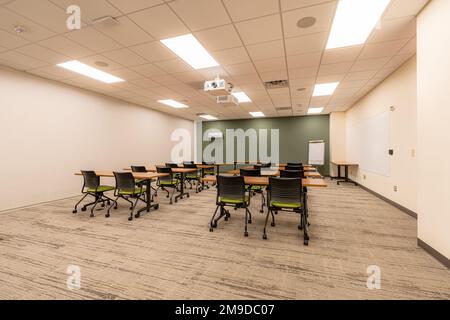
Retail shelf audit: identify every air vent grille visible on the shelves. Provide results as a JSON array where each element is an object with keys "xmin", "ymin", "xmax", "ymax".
[
  {"xmin": 264, "ymin": 79, "xmax": 289, "ymax": 89},
  {"xmin": 276, "ymin": 107, "xmax": 292, "ymax": 111}
]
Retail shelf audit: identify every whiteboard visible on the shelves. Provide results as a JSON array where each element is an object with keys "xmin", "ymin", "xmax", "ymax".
[
  {"xmin": 346, "ymin": 111, "xmax": 390, "ymax": 176},
  {"xmin": 308, "ymin": 141, "xmax": 325, "ymax": 165}
]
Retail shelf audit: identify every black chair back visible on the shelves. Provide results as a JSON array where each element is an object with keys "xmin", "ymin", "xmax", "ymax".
[
  {"xmin": 157, "ymin": 166, "xmax": 174, "ymax": 183},
  {"xmin": 286, "ymin": 165, "xmax": 303, "ymax": 171},
  {"xmin": 268, "ymin": 177, "xmax": 302, "ymax": 205},
  {"xmin": 280, "ymin": 170, "xmax": 304, "ymax": 178},
  {"xmin": 131, "ymin": 166, "xmax": 147, "ymax": 173},
  {"xmin": 287, "ymin": 162, "xmax": 303, "ymax": 166},
  {"xmin": 183, "ymin": 161, "xmax": 194, "ymax": 165},
  {"xmin": 202, "ymin": 161, "xmax": 215, "ymax": 165},
  {"xmin": 81, "ymin": 170, "xmax": 100, "ymax": 190},
  {"xmin": 217, "ymin": 175, "xmax": 246, "ymax": 201},
  {"xmin": 259, "ymin": 162, "xmax": 271, "ymax": 168},
  {"xmin": 183, "ymin": 163, "xmax": 197, "ymax": 169},
  {"xmin": 113, "ymin": 172, "xmax": 136, "ymax": 193},
  {"xmin": 166, "ymin": 163, "xmax": 179, "ymax": 168},
  {"xmin": 240, "ymin": 168, "xmax": 261, "ymax": 177}
]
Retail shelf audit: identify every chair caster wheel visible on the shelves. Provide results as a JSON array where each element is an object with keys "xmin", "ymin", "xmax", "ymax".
[
  {"xmin": 81, "ymin": 207, "xmax": 87, "ymax": 212},
  {"xmin": 107, "ymin": 201, "xmax": 111, "ymax": 205},
  {"xmin": 224, "ymin": 217, "xmax": 228, "ymax": 221},
  {"xmin": 304, "ymin": 240, "xmax": 309, "ymax": 246},
  {"xmin": 130, "ymin": 207, "xmax": 133, "ymax": 210},
  {"xmin": 101, "ymin": 203, "xmax": 105, "ymax": 207},
  {"xmin": 248, "ymin": 219, "xmax": 252, "ymax": 224},
  {"xmin": 187, "ymin": 194, "xmax": 190, "ymax": 198},
  {"xmin": 135, "ymin": 213, "xmax": 140, "ymax": 218},
  {"xmin": 114, "ymin": 206, "xmax": 118, "ymax": 210},
  {"xmin": 274, "ymin": 211, "xmax": 278, "ymax": 214},
  {"xmin": 260, "ymin": 210, "xmax": 264, "ymax": 213},
  {"xmin": 298, "ymin": 225, "xmax": 303, "ymax": 230},
  {"xmin": 244, "ymin": 232, "xmax": 249, "ymax": 237},
  {"xmin": 174, "ymin": 199, "xmax": 178, "ymax": 203},
  {"xmin": 128, "ymin": 217, "xmax": 133, "ymax": 221},
  {"xmin": 211, "ymin": 222, "xmax": 218, "ymax": 228},
  {"xmin": 105, "ymin": 213, "xmax": 110, "ymax": 218},
  {"xmin": 154, "ymin": 204, "xmax": 159, "ymax": 210},
  {"xmin": 271, "ymin": 222, "xmax": 275, "ymax": 227},
  {"xmin": 72, "ymin": 210, "xmax": 77, "ymax": 213},
  {"xmin": 263, "ymin": 234, "xmax": 267, "ymax": 240},
  {"xmin": 166, "ymin": 195, "xmax": 169, "ymax": 198},
  {"xmin": 90, "ymin": 213, "xmax": 94, "ymax": 218},
  {"xmin": 209, "ymin": 228, "xmax": 213, "ymax": 232},
  {"xmin": 169, "ymin": 201, "xmax": 173, "ymax": 205}
]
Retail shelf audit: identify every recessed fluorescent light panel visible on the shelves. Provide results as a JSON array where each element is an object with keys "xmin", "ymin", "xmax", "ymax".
[
  {"xmin": 326, "ymin": 0, "xmax": 391, "ymax": 49},
  {"xmin": 308, "ymin": 107, "xmax": 324, "ymax": 114},
  {"xmin": 158, "ymin": 99, "xmax": 189, "ymax": 109},
  {"xmin": 57, "ymin": 60, "xmax": 124, "ymax": 83},
  {"xmin": 232, "ymin": 91, "xmax": 252, "ymax": 103},
  {"xmin": 249, "ymin": 112, "xmax": 265, "ymax": 118},
  {"xmin": 199, "ymin": 115, "xmax": 217, "ymax": 120},
  {"xmin": 160, "ymin": 34, "xmax": 219, "ymax": 69},
  {"xmin": 313, "ymin": 82, "xmax": 339, "ymax": 97}
]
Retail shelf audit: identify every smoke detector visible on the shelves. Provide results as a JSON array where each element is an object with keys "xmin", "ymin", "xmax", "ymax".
[
  {"xmin": 13, "ymin": 25, "xmax": 27, "ymax": 34},
  {"xmin": 297, "ymin": 17, "xmax": 316, "ymax": 29}
]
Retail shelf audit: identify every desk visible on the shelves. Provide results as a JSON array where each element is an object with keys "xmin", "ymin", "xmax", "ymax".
[
  {"xmin": 75, "ymin": 171, "xmax": 167, "ymax": 216},
  {"xmin": 201, "ymin": 175, "xmax": 327, "ymax": 187},
  {"xmin": 331, "ymin": 161, "xmax": 358, "ymax": 186},
  {"xmin": 225, "ymin": 169, "xmax": 321, "ymax": 178},
  {"xmin": 170, "ymin": 168, "xmax": 197, "ymax": 201}
]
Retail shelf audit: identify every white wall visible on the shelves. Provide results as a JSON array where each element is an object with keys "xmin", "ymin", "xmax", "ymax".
[
  {"xmin": 417, "ymin": 0, "xmax": 450, "ymax": 259},
  {"xmin": 329, "ymin": 112, "xmax": 346, "ymax": 177},
  {"xmin": 0, "ymin": 67, "xmax": 194, "ymax": 211},
  {"xmin": 331, "ymin": 57, "xmax": 418, "ymax": 213}
]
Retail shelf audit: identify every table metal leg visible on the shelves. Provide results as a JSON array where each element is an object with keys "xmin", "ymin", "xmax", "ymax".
[
  {"xmin": 137, "ymin": 178, "xmax": 159, "ymax": 216},
  {"xmin": 175, "ymin": 173, "xmax": 190, "ymax": 201}
]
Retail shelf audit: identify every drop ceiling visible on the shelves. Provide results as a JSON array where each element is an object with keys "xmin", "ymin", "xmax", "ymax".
[{"xmin": 0, "ymin": 0, "xmax": 428, "ymax": 120}]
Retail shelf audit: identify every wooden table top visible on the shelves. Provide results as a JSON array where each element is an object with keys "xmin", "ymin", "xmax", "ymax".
[
  {"xmin": 331, "ymin": 161, "xmax": 358, "ymax": 166},
  {"xmin": 202, "ymin": 175, "xmax": 327, "ymax": 187},
  {"xmin": 238, "ymin": 165, "xmax": 317, "ymax": 172},
  {"xmin": 75, "ymin": 171, "xmax": 168, "ymax": 179}
]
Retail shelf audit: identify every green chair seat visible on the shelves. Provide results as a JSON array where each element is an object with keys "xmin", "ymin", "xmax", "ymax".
[
  {"xmin": 250, "ymin": 185, "xmax": 264, "ymax": 191},
  {"xmin": 87, "ymin": 185, "xmax": 114, "ymax": 193},
  {"xmin": 271, "ymin": 201, "xmax": 301, "ymax": 209},
  {"xmin": 186, "ymin": 175, "xmax": 199, "ymax": 179},
  {"xmin": 160, "ymin": 180, "xmax": 178, "ymax": 186},
  {"xmin": 220, "ymin": 195, "xmax": 250, "ymax": 204},
  {"xmin": 119, "ymin": 187, "xmax": 146, "ymax": 195}
]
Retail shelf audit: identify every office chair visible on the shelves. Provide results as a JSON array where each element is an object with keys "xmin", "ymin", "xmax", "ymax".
[
  {"xmin": 280, "ymin": 170, "xmax": 305, "ymax": 178},
  {"xmin": 240, "ymin": 168, "xmax": 266, "ymax": 213},
  {"xmin": 201, "ymin": 161, "xmax": 216, "ymax": 189},
  {"xmin": 287, "ymin": 162, "xmax": 303, "ymax": 166},
  {"xmin": 285, "ymin": 165, "xmax": 304, "ymax": 171},
  {"xmin": 183, "ymin": 163, "xmax": 200, "ymax": 192},
  {"xmin": 106, "ymin": 172, "xmax": 146, "ymax": 221},
  {"xmin": 131, "ymin": 165, "xmax": 158, "ymax": 199},
  {"xmin": 73, "ymin": 170, "xmax": 115, "ymax": 217},
  {"xmin": 255, "ymin": 162, "xmax": 271, "ymax": 168},
  {"xmin": 183, "ymin": 161, "xmax": 194, "ymax": 166},
  {"xmin": 265, "ymin": 177, "xmax": 308, "ymax": 245},
  {"xmin": 156, "ymin": 166, "xmax": 179, "ymax": 204},
  {"xmin": 210, "ymin": 175, "xmax": 252, "ymax": 237}
]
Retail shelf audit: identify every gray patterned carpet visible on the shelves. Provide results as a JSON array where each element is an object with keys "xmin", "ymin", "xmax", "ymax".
[{"xmin": 0, "ymin": 179, "xmax": 449, "ymax": 300}]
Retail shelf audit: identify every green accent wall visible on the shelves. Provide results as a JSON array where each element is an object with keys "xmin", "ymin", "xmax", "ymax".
[{"xmin": 200, "ymin": 115, "xmax": 330, "ymax": 175}]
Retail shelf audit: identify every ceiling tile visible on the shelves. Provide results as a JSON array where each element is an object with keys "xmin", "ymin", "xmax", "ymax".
[
  {"xmin": 281, "ymin": 0, "xmax": 335, "ymax": 11},
  {"xmin": 65, "ymin": 27, "xmax": 122, "ymax": 52},
  {"xmin": 288, "ymin": 66, "xmax": 318, "ymax": 79},
  {"xmin": 384, "ymin": 53, "xmax": 414, "ymax": 69},
  {"xmin": 224, "ymin": 62, "xmax": 257, "ymax": 76},
  {"xmin": 285, "ymin": 32, "xmax": 327, "ymax": 55},
  {"xmin": 15, "ymin": 44, "xmax": 70, "ymax": 64},
  {"xmin": 102, "ymin": 48, "xmax": 148, "ymax": 67},
  {"xmin": 110, "ymin": 68, "xmax": 144, "ymax": 81},
  {"xmin": 246, "ymin": 40, "xmax": 284, "ymax": 61},
  {"xmin": 29, "ymin": 65, "xmax": 79, "ymax": 79},
  {"xmin": 169, "ymin": 0, "xmax": 230, "ymax": 31},
  {"xmin": 128, "ymin": 4, "xmax": 189, "ymax": 40},
  {"xmin": 318, "ymin": 62, "xmax": 352, "ymax": 76},
  {"xmin": 286, "ymin": 51, "xmax": 321, "ymax": 69},
  {"xmin": 350, "ymin": 57, "xmax": 390, "ymax": 72},
  {"xmin": 321, "ymin": 45, "xmax": 362, "ymax": 64},
  {"xmin": 397, "ymin": 37, "xmax": 416, "ymax": 55},
  {"xmin": 260, "ymin": 70, "xmax": 287, "ymax": 82},
  {"xmin": 316, "ymin": 73, "xmax": 345, "ymax": 83},
  {"xmin": 130, "ymin": 41, "xmax": 176, "ymax": 62},
  {"xmin": 254, "ymin": 57, "xmax": 286, "ymax": 73},
  {"xmin": 344, "ymin": 70, "xmax": 378, "ymax": 81},
  {"xmin": 194, "ymin": 25, "xmax": 242, "ymax": 52},
  {"xmin": 131, "ymin": 63, "xmax": 167, "ymax": 77},
  {"xmin": 107, "ymin": 0, "xmax": 164, "ymax": 14},
  {"xmin": 282, "ymin": 1, "xmax": 336, "ymax": 38},
  {"xmin": 39, "ymin": 35, "xmax": 94, "ymax": 58},
  {"xmin": 130, "ymin": 77, "xmax": 161, "ymax": 88},
  {"xmin": 173, "ymin": 70, "xmax": 205, "ymax": 83},
  {"xmin": 338, "ymin": 79, "xmax": 368, "ymax": 89},
  {"xmin": 368, "ymin": 16, "xmax": 416, "ymax": 44},
  {"xmin": 78, "ymin": 54, "xmax": 123, "ymax": 70},
  {"xmin": 383, "ymin": 0, "xmax": 430, "ymax": 20},
  {"xmin": 235, "ymin": 14, "xmax": 282, "ymax": 45},
  {"xmin": 223, "ymin": 0, "xmax": 279, "ymax": 22},
  {"xmin": 0, "ymin": 7, "xmax": 56, "ymax": 41},
  {"xmin": 94, "ymin": 16, "xmax": 154, "ymax": 47},
  {"xmin": 359, "ymin": 39, "xmax": 409, "ymax": 59},
  {"xmin": 0, "ymin": 50, "xmax": 48, "ymax": 69},
  {"xmin": 213, "ymin": 47, "xmax": 250, "ymax": 66},
  {"xmin": 50, "ymin": 0, "xmax": 122, "ymax": 23},
  {"xmin": 0, "ymin": 29, "xmax": 29, "ymax": 49},
  {"xmin": 154, "ymin": 58, "xmax": 192, "ymax": 73},
  {"xmin": 6, "ymin": 0, "xmax": 67, "ymax": 33}
]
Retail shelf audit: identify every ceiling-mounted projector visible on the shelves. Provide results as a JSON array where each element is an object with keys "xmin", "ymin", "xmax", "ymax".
[
  {"xmin": 216, "ymin": 94, "xmax": 239, "ymax": 106},
  {"xmin": 204, "ymin": 76, "xmax": 233, "ymax": 96}
]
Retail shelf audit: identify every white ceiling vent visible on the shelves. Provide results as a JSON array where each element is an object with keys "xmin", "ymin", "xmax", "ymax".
[
  {"xmin": 90, "ymin": 16, "xmax": 119, "ymax": 27},
  {"xmin": 264, "ymin": 80, "xmax": 289, "ymax": 89}
]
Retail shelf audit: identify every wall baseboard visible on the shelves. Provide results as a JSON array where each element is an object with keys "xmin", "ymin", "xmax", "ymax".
[
  {"xmin": 357, "ymin": 183, "xmax": 417, "ymax": 219},
  {"xmin": 418, "ymin": 238, "xmax": 450, "ymax": 269}
]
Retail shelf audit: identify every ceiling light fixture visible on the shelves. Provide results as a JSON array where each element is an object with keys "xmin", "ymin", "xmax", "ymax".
[
  {"xmin": 160, "ymin": 34, "xmax": 219, "ymax": 70},
  {"xmin": 326, "ymin": 0, "xmax": 391, "ymax": 49},
  {"xmin": 158, "ymin": 99, "xmax": 189, "ymax": 109},
  {"xmin": 57, "ymin": 60, "xmax": 124, "ymax": 83},
  {"xmin": 249, "ymin": 111, "xmax": 265, "ymax": 118},
  {"xmin": 308, "ymin": 107, "xmax": 324, "ymax": 114},
  {"xmin": 313, "ymin": 82, "xmax": 339, "ymax": 96},
  {"xmin": 232, "ymin": 91, "xmax": 252, "ymax": 103},
  {"xmin": 199, "ymin": 114, "xmax": 218, "ymax": 120}
]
